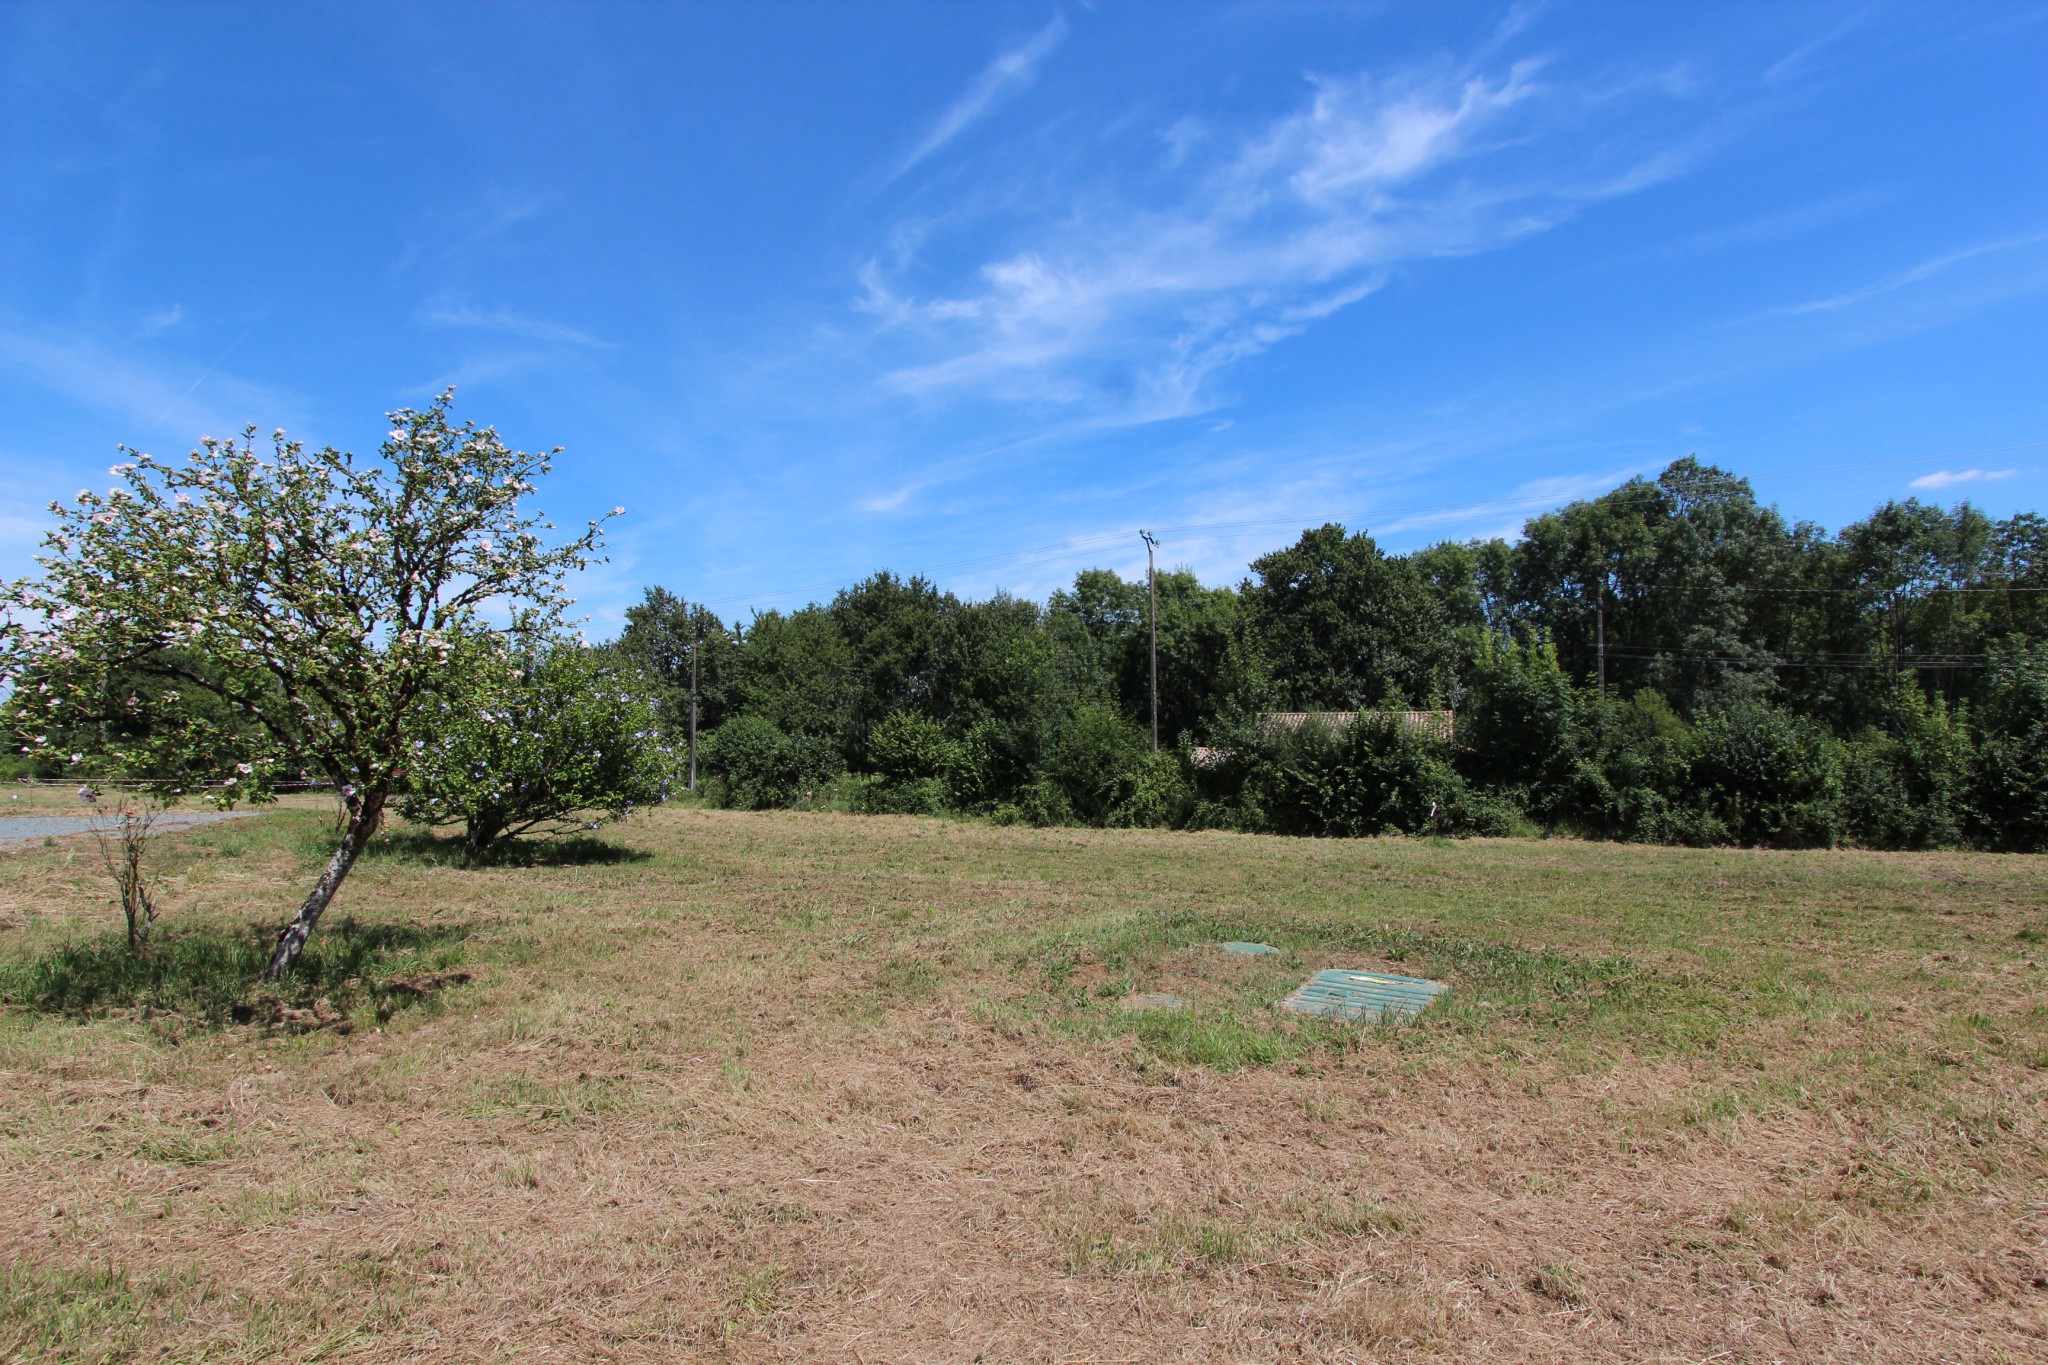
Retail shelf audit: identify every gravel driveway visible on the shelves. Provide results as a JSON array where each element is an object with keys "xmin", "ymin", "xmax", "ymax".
[{"xmin": 0, "ymin": 810, "xmax": 256, "ymax": 850}]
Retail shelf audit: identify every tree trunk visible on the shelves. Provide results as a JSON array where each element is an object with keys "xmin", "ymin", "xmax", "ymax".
[
  {"xmin": 267, "ymin": 792, "xmax": 383, "ymax": 979},
  {"xmin": 463, "ymin": 819, "xmax": 500, "ymax": 862}
]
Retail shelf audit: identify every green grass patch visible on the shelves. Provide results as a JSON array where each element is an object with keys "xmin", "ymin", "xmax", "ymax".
[
  {"xmin": 458, "ymin": 1074, "xmax": 639, "ymax": 1124},
  {"xmin": 0, "ymin": 1263, "xmax": 177, "ymax": 1361},
  {"xmin": 0, "ymin": 917, "xmax": 472, "ymax": 1031},
  {"xmin": 1013, "ymin": 906, "xmax": 1660, "ymax": 1069},
  {"xmin": 136, "ymin": 1131, "xmax": 246, "ymax": 1166}
]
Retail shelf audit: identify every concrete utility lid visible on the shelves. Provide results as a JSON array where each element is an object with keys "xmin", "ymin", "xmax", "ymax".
[
  {"xmin": 1280, "ymin": 969, "xmax": 1448, "ymax": 1022},
  {"xmin": 1220, "ymin": 941, "xmax": 1280, "ymax": 955}
]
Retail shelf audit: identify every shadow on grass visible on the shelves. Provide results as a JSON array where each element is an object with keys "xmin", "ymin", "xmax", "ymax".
[
  {"xmin": 0, "ymin": 916, "xmax": 473, "ymax": 1032},
  {"xmin": 366, "ymin": 827, "xmax": 652, "ymax": 868}
]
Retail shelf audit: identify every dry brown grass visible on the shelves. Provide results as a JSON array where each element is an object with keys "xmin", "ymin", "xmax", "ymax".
[{"xmin": 1, "ymin": 805, "xmax": 2045, "ymax": 1362}]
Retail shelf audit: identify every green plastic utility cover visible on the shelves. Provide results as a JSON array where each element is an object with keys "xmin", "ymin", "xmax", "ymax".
[
  {"xmin": 1280, "ymin": 969, "xmax": 1447, "ymax": 1022},
  {"xmin": 1221, "ymin": 941, "xmax": 1280, "ymax": 955}
]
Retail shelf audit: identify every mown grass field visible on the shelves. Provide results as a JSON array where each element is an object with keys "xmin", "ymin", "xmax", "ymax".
[{"xmin": 1, "ymin": 804, "xmax": 2045, "ymax": 1362}]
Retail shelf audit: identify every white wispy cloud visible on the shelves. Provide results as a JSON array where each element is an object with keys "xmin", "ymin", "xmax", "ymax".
[
  {"xmin": 137, "ymin": 305, "xmax": 184, "ymax": 336},
  {"xmin": 1763, "ymin": 8, "xmax": 1873, "ymax": 87},
  {"xmin": 1636, "ymin": 188, "xmax": 1891, "ymax": 262},
  {"xmin": 857, "ymin": 50, "xmax": 1692, "ymax": 426},
  {"xmin": 857, "ymin": 484, "xmax": 921, "ymax": 514},
  {"xmin": 418, "ymin": 302, "xmax": 607, "ymax": 346},
  {"xmin": 892, "ymin": 14, "xmax": 1069, "ymax": 181},
  {"xmin": 0, "ymin": 327, "xmax": 297, "ymax": 443},
  {"xmin": 1909, "ymin": 467, "xmax": 2017, "ymax": 491},
  {"xmin": 1782, "ymin": 231, "xmax": 2048, "ymax": 315},
  {"xmin": 392, "ymin": 194, "xmax": 547, "ymax": 277}
]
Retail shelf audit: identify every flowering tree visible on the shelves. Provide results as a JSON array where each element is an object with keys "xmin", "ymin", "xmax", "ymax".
[
  {"xmin": 0, "ymin": 392, "xmax": 614, "ymax": 976},
  {"xmin": 398, "ymin": 639, "xmax": 680, "ymax": 858}
]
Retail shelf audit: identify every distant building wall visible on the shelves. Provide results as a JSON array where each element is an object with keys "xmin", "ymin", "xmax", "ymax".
[
  {"xmin": 1258, "ymin": 710, "xmax": 1456, "ymax": 742},
  {"xmin": 1190, "ymin": 709, "xmax": 1457, "ymax": 768}
]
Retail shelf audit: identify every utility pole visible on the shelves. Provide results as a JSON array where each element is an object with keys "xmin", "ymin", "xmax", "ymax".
[
  {"xmin": 1140, "ymin": 530, "xmax": 1160, "ymax": 752},
  {"xmin": 687, "ymin": 620, "xmax": 700, "ymax": 793},
  {"xmin": 1888, "ymin": 590, "xmax": 1903, "ymax": 736},
  {"xmin": 1596, "ymin": 578, "xmax": 1606, "ymax": 698}
]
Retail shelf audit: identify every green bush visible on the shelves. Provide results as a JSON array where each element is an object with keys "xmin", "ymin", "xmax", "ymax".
[
  {"xmin": 867, "ymin": 709, "xmax": 957, "ymax": 783},
  {"xmin": 1690, "ymin": 701, "xmax": 1845, "ymax": 847},
  {"xmin": 698, "ymin": 715, "xmax": 844, "ymax": 810},
  {"xmin": 1042, "ymin": 703, "xmax": 1155, "ymax": 825},
  {"xmin": 1838, "ymin": 689, "xmax": 1967, "ymax": 849},
  {"xmin": 1231, "ymin": 714, "xmax": 1506, "ymax": 838},
  {"xmin": 1967, "ymin": 639, "xmax": 2048, "ymax": 851},
  {"xmin": 941, "ymin": 717, "xmax": 1009, "ymax": 811},
  {"xmin": 854, "ymin": 775, "xmax": 952, "ymax": 816},
  {"xmin": 1106, "ymin": 751, "xmax": 1196, "ymax": 829},
  {"xmin": 857, "ymin": 709, "xmax": 961, "ymax": 814},
  {"xmin": 1575, "ymin": 690, "xmax": 1715, "ymax": 844},
  {"xmin": 1456, "ymin": 637, "xmax": 1589, "ymax": 822},
  {"xmin": 992, "ymin": 779, "xmax": 1076, "ymax": 827}
]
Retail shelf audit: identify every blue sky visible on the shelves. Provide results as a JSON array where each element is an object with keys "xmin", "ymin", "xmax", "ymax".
[{"xmin": 4, "ymin": 1, "xmax": 2046, "ymax": 631}]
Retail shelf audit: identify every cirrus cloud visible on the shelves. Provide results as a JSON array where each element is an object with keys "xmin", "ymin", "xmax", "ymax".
[
  {"xmin": 856, "ymin": 45, "xmax": 1698, "ymax": 428},
  {"xmin": 1909, "ymin": 467, "xmax": 2017, "ymax": 490}
]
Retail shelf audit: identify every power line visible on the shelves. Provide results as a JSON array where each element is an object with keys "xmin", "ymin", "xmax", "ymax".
[
  {"xmin": 1754, "ymin": 585, "xmax": 2048, "ymax": 594},
  {"xmin": 1592, "ymin": 646, "xmax": 1990, "ymax": 670}
]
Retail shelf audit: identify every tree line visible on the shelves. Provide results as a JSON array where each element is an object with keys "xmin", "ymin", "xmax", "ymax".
[
  {"xmin": 615, "ymin": 458, "xmax": 2048, "ymax": 851},
  {"xmin": 8, "ymin": 408, "xmax": 2045, "ymax": 976}
]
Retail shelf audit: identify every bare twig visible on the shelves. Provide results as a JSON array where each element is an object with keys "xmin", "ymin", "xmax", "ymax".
[{"xmin": 87, "ymin": 788, "xmax": 164, "ymax": 952}]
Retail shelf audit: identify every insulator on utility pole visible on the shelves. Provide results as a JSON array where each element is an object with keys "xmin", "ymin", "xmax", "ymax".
[{"xmin": 1140, "ymin": 530, "xmax": 1160, "ymax": 753}]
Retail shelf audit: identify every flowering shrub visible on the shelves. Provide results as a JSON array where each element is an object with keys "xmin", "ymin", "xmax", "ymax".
[
  {"xmin": 398, "ymin": 640, "xmax": 680, "ymax": 856},
  {"xmin": 0, "ymin": 392, "xmax": 612, "ymax": 976}
]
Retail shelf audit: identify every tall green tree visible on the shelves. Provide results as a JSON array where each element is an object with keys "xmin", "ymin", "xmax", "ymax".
[
  {"xmin": 1241, "ymin": 524, "xmax": 1456, "ymax": 710},
  {"xmin": 1511, "ymin": 459, "xmax": 1806, "ymax": 712},
  {"xmin": 615, "ymin": 586, "xmax": 739, "ymax": 737},
  {"xmin": 731, "ymin": 606, "xmax": 858, "ymax": 748},
  {"xmin": 1045, "ymin": 567, "xmax": 1252, "ymax": 741},
  {"xmin": 827, "ymin": 572, "xmax": 962, "ymax": 762},
  {"xmin": 1829, "ymin": 499, "xmax": 1997, "ymax": 719}
]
